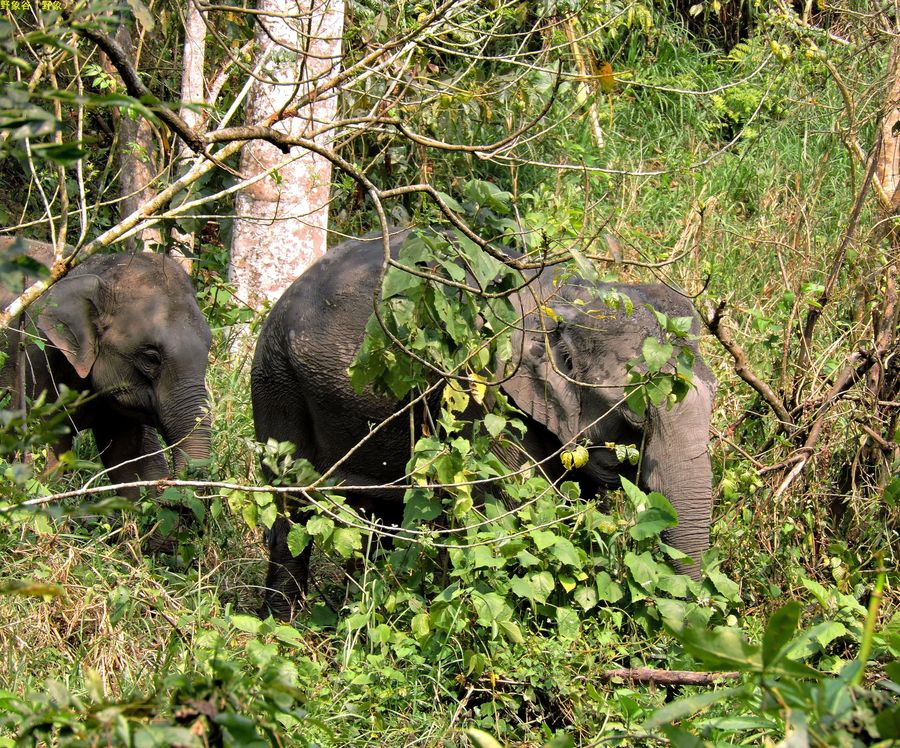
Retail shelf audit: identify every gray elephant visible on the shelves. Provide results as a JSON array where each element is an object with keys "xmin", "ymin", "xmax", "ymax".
[
  {"xmin": 1, "ymin": 238, "xmax": 212, "ymax": 499},
  {"xmin": 252, "ymin": 230, "xmax": 716, "ymax": 618}
]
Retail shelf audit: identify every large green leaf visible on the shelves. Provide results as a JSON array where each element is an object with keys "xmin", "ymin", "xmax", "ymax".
[
  {"xmin": 510, "ymin": 571, "xmax": 555, "ymax": 603},
  {"xmin": 382, "ymin": 265, "xmax": 421, "ymax": 299},
  {"xmin": 762, "ymin": 601, "xmax": 801, "ymax": 668},
  {"xmin": 630, "ymin": 507, "xmax": 678, "ymax": 540},
  {"xmin": 643, "ymin": 685, "xmax": 745, "ymax": 729},
  {"xmin": 551, "ymin": 537, "xmax": 582, "ymax": 568},
  {"xmin": 624, "ymin": 551, "xmax": 660, "ymax": 592},
  {"xmin": 642, "ymin": 337, "xmax": 674, "ymax": 372}
]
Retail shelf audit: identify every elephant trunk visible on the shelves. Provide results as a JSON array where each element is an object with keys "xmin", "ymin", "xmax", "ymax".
[
  {"xmin": 640, "ymin": 383, "xmax": 715, "ymax": 579},
  {"xmin": 160, "ymin": 384, "xmax": 211, "ymax": 475}
]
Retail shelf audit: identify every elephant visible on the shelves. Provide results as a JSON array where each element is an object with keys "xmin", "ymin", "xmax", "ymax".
[
  {"xmin": 251, "ymin": 229, "xmax": 716, "ymax": 618},
  {"xmin": 0, "ymin": 237, "xmax": 213, "ymax": 501}
]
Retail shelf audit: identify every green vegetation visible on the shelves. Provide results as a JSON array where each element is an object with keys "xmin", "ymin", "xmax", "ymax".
[{"xmin": 1, "ymin": 0, "xmax": 898, "ymax": 745}]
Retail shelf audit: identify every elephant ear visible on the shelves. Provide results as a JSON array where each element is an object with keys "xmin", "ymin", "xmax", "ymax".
[
  {"xmin": 500, "ymin": 304, "xmax": 582, "ymax": 445},
  {"xmin": 37, "ymin": 274, "xmax": 103, "ymax": 379}
]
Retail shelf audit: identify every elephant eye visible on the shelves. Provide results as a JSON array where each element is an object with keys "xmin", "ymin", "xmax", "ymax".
[{"xmin": 140, "ymin": 347, "xmax": 162, "ymax": 367}]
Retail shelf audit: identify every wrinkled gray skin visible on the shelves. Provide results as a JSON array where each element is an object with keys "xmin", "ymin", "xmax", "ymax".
[
  {"xmin": 252, "ymin": 231, "xmax": 716, "ymax": 619},
  {"xmin": 1, "ymin": 238, "xmax": 212, "ymax": 497}
]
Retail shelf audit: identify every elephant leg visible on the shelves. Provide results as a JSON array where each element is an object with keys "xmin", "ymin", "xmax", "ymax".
[
  {"xmin": 93, "ymin": 421, "xmax": 188, "ymax": 552},
  {"xmin": 94, "ymin": 421, "xmax": 169, "ymax": 501},
  {"xmin": 262, "ymin": 514, "xmax": 311, "ymax": 620}
]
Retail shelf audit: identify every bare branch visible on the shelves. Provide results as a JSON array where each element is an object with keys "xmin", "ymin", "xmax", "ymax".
[{"xmin": 701, "ymin": 300, "xmax": 795, "ymax": 428}]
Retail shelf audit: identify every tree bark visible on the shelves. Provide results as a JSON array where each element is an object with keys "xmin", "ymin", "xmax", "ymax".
[
  {"xmin": 868, "ymin": 36, "xmax": 900, "ymax": 469},
  {"xmin": 169, "ymin": 0, "xmax": 207, "ymax": 271},
  {"xmin": 229, "ymin": 0, "xmax": 345, "ymax": 309},
  {"xmin": 598, "ymin": 668, "xmax": 740, "ymax": 686},
  {"xmin": 103, "ymin": 8, "xmax": 163, "ymax": 252}
]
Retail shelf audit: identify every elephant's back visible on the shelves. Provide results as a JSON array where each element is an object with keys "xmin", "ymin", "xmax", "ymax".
[{"xmin": 254, "ymin": 231, "xmax": 404, "ymax": 416}]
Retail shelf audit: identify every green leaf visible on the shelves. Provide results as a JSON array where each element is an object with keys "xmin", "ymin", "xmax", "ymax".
[
  {"xmin": 436, "ymin": 190, "xmax": 463, "ymax": 212},
  {"xmin": 465, "ymin": 728, "xmax": 504, "ymax": 748},
  {"xmin": 470, "ymin": 544, "xmax": 504, "ymax": 569},
  {"xmin": 677, "ymin": 626, "xmax": 762, "ymax": 672},
  {"xmin": 625, "ymin": 382, "xmax": 647, "ymax": 418},
  {"xmin": 530, "ymin": 529, "xmax": 558, "ymax": 550},
  {"xmin": 273, "ymin": 625, "xmax": 303, "ymax": 646},
  {"xmin": 403, "ymin": 488, "xmax": 442, "ymax": 524},
  {"xmin": 659, "ymin": 725, "xmax": 707, "ymax": 748},
  {"xmin": 762, "ymin": 601, "xmax": 802, "ymax": 668},
  {"xmin": 230, "ymin": 614, "xmax": 263, "ymax": 634},
  {"xmin": 214, "ymin": 713, "xmax": 264, "ymax": 745},
  {"xmin": 382, "ymin": 265, "xmax": 420, "ymax": 299},
  {"xmin": 666, "ymin": 315, "xmax": 694, "ymax": 337},
  {"xmin": 241, "ymin": 501, "xmax": 258, "ymax": 530},
  {"xmin": 596, "ymin": 572, "xmax": 623, "ymax": 603},
  {"xmin": 645, "ymin": 374, "xmax": 674, "ymax": 407},
  {"xmin": 556, "ymin": 606, "xmax": 580, "ymax": 639},
  {"xmin": 498, "ymin": 620, "xmax": 524, "ymax": 644},
  {"xmin": 875, "ymin": 705, "xmax": 900, "ymax": 740},
  {"xmin": 483, "ymin": 413, "xmax": 506, "ymax": 437},
  {"xmin": 787, "ymin": 621, "xmax": 849, "ymax": 659},
  {"xmin": 126, "ymin": 0, "xmax": 156, "ymax": 30},
  {"xmin": 656, "ymin": 573, "xmax": 690, "ymax": 597},
  {"xmin": 331, "ymin": 527, "xmax": 361, "ymax": 559},
  {"xmin": 620, "ymin": 477, "xmax": 647, "ymax": 507},
  {"xmin": 624, "ymin": 551, "xmax": 660, "ymax": 592},
  {"xmin": 511, "ymin": 571, "xmax": 554, "ymax": 603},
  {"xmin": 552, "ymin": 537, "xmax": 582, "ymax": 568},
  {"xmin": 453, "ymin": 229, "xmax": 504, "ymax": 289},
  {"xmin": 643, "ymin": 686, "xmax": 744, "ymax": 729},
  {"xmin": 411, "ymin": 612, "xmax": 430, "ymax": 638},
  {"xmin": 642, "ymin": 337, "xmax": 674, "ymax": 372},
  {"xmin": 630, "ymin": 507, "xmax": 678, "ymax": 540},
  {"xmin": 574, "ymin": 585, "xmax": 598, "ymax": 611},
  {"xmin": 306, "ymin": 515, "xmax": 335, "ymax": 540},
  {"xmin": 472, "ymin": 592, "xmax": 509, "ymax": 626},
  {"xmin": 516, "ymin": 549, "xmax": 541, "ymax": 567},
  {"xmin": 706, "ymin": 568, "xmax": 741, "ymax": 602},
  {"xmin": 32, "ymin": 141, "xmax": 87, "ymax": 166},
  {"xmin": 286, "ymin": 524, "xmax": 311, "ymax": 557}
]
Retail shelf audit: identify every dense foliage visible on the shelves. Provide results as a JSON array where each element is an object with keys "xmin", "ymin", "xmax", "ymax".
[{"xmin": 1, "ymin": 0, "xmax": 898, "ymax": 745}]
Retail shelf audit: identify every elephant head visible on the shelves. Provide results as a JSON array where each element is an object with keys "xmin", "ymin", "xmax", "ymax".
[
  {"xmin": 35, "ymin": 253, "xmax": 213, "ymax": 473},
  {"xmin": 500, "ymin": 279, "xmax": 716, "ymax": 578}
]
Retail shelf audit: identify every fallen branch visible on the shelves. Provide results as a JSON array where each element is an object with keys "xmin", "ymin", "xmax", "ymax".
[{"xmin": 598, "ymin": 668, "xmax": 740, "ymax": 686}]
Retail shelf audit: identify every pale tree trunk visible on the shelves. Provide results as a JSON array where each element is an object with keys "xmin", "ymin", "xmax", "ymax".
[
  {"xmin": 229, "ymin": 0, "xmax": 344, "ymax": 309},
  {"xmin": 169, "ymin": 0, "xmax": 207, "ymax": 271},
  {"xmin": 870, "ymin": 38, "xmax": 900, "ymax": 470},
  {"xmin": 104, "ymin": 11, "xmax": 163, "ymax": 252}
]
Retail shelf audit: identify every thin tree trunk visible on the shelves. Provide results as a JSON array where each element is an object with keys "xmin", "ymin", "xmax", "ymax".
[
  {"xmin": 169, "ymin": 0, "xmax": 207, "ymax": 271},
  {"xmin": 869, "ymin": 37, "xmax": 900, "ymax": 471},
  {"xmin": 104, "ymin": 9, "xmax": 163, "ymax": 252},
  {"xmin": 229, "ymin": 0, "xmax": 345, "ymax": 309}
]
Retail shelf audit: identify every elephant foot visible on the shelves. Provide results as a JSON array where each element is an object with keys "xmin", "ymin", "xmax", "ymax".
[
  {"xmin": 259, "ymin": 589, "xmax": 304, "ymax": 622},
  {"xmin": 141, "ymin": 527, "xmax": 179, "ymax": 555}
]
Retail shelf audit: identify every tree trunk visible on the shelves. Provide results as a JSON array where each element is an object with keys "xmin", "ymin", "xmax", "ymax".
[
  {"xmin": 229, "ymin": 0, "xmax": 345, "ymax": 309},
  {"xmin": 104, "ymin": 8, "xmax": 163, "ymax": 252},
  {"xmin": 168, "ymin": 0, "xmax": 207, "ymax": 272},
  {"xmin": 868, "ymin": 37, "xmax": 900, "ymax": 472}
]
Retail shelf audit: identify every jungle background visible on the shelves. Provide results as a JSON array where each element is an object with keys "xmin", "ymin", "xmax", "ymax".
[{"xmin": 0, "ymin": 0, "xmax": 898, "ymax": 745}]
